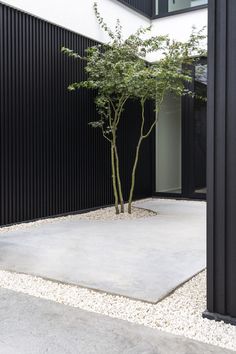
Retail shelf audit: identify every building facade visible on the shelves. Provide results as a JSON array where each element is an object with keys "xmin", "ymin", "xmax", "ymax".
[
  {"xmin": 0, "ymin": 0, "xmax": 208, "ymax": 226},
  {"xmin": 2, "ymin": 0, "xmax": 236, "ymax": 327}
]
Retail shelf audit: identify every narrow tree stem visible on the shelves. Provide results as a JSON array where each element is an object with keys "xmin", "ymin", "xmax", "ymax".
[
  {"xmin": 128, "ymin": 139, "xmax": 143, "ymax": 214},
  {"xmin": 111, "ymin": 144, "xmax": 119, "ymax": 214},
  {"xmin": 128, "ymin": 99, "xmax": 145, "ymax": 214},
  {"xmin": 114, "ymin": 145, "xmax": 124, "ymax": 213},
  {"xmin": 113, "ymin": 106, "xmax": 125, "ymax": 213},
  {"xmin": 108, "ymin": 99, "xmax": 127, "ymax": 214},
  {"xmin": 128, "ymin": 95, "xmax": 165, "ymax": 214}
]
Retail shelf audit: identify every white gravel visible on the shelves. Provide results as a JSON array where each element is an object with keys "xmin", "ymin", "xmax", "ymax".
[
  {"xmin": 0, "ymin": 200, "xmax": 156, "ymax": 234},
  {"xmin": 0, "ymin": 269, "xmax": 235, "ymax": 351}
]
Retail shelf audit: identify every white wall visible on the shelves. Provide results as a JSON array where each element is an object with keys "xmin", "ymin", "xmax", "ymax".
[
  {"xmin": 148, "ymin": 8, "xmax": 208, "ymax": 61},
  {"xmin": 152, "ymin": 8, "xmax": 207, "ymax": 40},
  {"xmin": 1, "ymin": 0, "xmax": 150, "ymax": 43},
  {"xmin": 2, "ymin": 0, "xmax": 207, "ymax": 61}
]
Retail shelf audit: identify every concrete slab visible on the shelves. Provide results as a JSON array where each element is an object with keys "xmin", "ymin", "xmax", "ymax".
[
  {"xmin": 0, "ymin": 287, "xmax": 231, "ymax": 354},
  {"xmin": 0, "ymin": 199, "xmax": 206, "ymax": 302}
]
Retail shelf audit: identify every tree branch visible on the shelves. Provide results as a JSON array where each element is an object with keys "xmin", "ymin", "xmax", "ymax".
[{"xmin": 142, "ymin": 95, "xmax": 164, "ymax": 139}]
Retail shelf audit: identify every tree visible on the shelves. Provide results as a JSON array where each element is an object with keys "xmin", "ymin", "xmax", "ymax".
[
  {"xmin": 62, "ymin": 3, "xmax": 206, "ymax": 214},
  {"xmin": 62, "ymin": 3, "xmax": 167, "ymax": 214}
]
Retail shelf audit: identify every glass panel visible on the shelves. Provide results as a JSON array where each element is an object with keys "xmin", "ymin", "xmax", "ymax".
[
  {"xmin": 168, "ymin": 0, "xmax": 207, "ymax": 12},
  {"xmin": 156, "ymin": 93, "xmax": 182, "ymax": 193},
  {"xmin": 155, "ymin": 0, "xmax": 159, "ymax": 15},
  {"xmin": 195, "ymin": 63, "xmax": 207, "ymax": 85}
]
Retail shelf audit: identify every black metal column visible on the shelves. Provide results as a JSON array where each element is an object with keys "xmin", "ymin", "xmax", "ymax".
[{"xmin": 204, "ymin": 0, "xmax": 236, "ymax": 325}]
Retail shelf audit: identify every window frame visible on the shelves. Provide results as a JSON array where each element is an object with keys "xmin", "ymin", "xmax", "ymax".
[{"xmin": 152, "ymin": 1, "xmax": 208, "ymax": 19}]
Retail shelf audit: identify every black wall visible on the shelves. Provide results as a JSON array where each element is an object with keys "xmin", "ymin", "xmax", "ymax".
[
  {"xmin": 204, "ymin": 0, "xmax": 236, "ymax": 324},
  {"xmin": 0, "ymin": 3, "xmax": 153, "ymax": 226},
  {"xmin": 117, "ymin": 0, "xmax": 153, "ymax": 17}
]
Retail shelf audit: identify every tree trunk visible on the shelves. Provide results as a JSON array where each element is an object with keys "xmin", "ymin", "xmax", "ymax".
[
  {"xmin": 111, "ymin": 144, "xmax": 119, "ymax": 214},
  {"xmin": 114, "ymin": 145, "xmax": 124, "ymax": 213},
  {"xmin": 128, "ymin": 98, "xmax": 162, "ymax": 214},
  {"xmin": 128, "ymin": 100, "xmax": 145, "ymax": 214},
  {"xmin": 128, "ymin": 139, "xmax": 142, "ymax": 214}
]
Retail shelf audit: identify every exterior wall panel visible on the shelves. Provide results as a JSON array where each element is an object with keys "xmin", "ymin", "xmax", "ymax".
[
  {"xmin": 0, "ymin": 3, "xmax": 153, "ymax": 226},
  {"xmin": 117, "ymin": 0, "xmax": 153, "ymax": 17},
  {"xmin": 205, "ymin": 0, "xmax": 236, "ymax": 324},
  {"xmin": 0, "ymin": 0, "xmax": 150, "ymax": 46}
]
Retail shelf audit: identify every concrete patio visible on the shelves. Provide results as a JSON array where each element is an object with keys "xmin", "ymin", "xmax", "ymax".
[
  {"xmin": 0, "ymin": 199, "xmax": 206, "ymax": 302},
  {"xmin": 0, "ymin": 287, "xmax": 232, "ymax": 354}
]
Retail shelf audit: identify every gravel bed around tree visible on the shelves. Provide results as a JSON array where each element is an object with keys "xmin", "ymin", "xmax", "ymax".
[
  {"xmin": 0, "ymin": 269, "xmax": 235, "ymax": 351},
  {"xmin": 0, "ymin": 200, "xmax": 156, "ymax": 234}
]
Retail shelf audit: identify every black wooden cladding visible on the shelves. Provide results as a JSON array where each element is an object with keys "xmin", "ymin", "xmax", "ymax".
[
  {"xmin": 0, "ymin": 3, "xmax": 153, "ymax": 226},
  {"xmin": 204, "ymin": 0, "xmax": 236, "ymax": 324},
  {"xmin": 117, "ymin": 0, "xmax": 153, "ymax": 17}
]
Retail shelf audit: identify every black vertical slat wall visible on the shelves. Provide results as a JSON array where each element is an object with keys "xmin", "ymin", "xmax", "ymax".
[
  {"xmin": 204, "ymin": 0, "xmax": 236, "ymax": 324},
  {"xmin": 0, "ymin": 3, "xmax": 153, "ymax": 226},
  {"xmin": 117, "ymin": 0, "xmax": 153, "ymax": 17}
]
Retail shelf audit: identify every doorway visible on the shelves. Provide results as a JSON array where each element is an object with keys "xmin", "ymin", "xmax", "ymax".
[{"xmin": 155, "ymin": 58, "xmax": 207, "ymax": 200}]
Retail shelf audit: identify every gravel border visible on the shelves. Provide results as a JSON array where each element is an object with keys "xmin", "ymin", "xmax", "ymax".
[
  {"xmin": 0, "ymin": 200, "xmax": 156, "ymax": 234},
  {"xmin": 0, "ymin": 269, "xmax": 235, "ymax": 351},
  {"xmin": 0, "ymin": 197, "xmax": 205, "ymax": 234}
]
